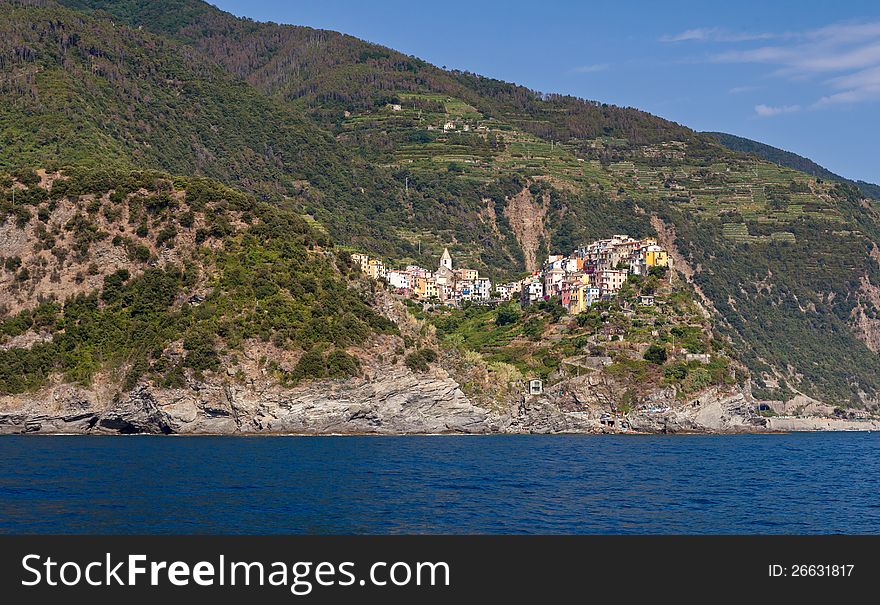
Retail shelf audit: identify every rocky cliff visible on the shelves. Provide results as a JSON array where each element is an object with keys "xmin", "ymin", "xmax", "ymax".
[
  {"xmin": 5, "ymin": 360, "xmax": 874, "ymax": 435},
  {"xmin": 0, "ymin": 364, "xmax": 497, "ymax": 435}
]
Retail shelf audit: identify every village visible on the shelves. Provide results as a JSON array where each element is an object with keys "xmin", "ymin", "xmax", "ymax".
[{"xmin": 350, "ymin": 234, "xmax": 670, "ymax": 314}]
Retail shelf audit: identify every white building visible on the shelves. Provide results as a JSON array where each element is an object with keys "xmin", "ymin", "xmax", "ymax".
[
  {"xmin": 521, "ymin": 279, "xmax": 544, "ymax": 304},
  {"xmin": 386, "ymin": 270, "xmax": 412, "ymax": 291},
  {"xmin": 473, "ymin": 277, "xmax": 491, "ymax": 301},
  {"xmin": 439, "ymin": 248, "xmax": 453, "ymax": 271},
  {"xmin": 543, "ymin": 268, "xmax": 566, "ymax": 297},
  {"xmin": 597, "ymin": 269, "xmax": 627, "ymax": 295}
]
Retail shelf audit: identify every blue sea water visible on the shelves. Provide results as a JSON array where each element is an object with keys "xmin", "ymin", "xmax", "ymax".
[{"xmin": 1, "ymin": 433, "xmax": 879, "ymax": 534}]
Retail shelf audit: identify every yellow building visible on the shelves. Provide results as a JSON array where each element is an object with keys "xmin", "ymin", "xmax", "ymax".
[
  {"xmin": 644, "ymin": 245, "xmax": 669, "ymax": 268},
  {"xmin": 572, "ymin": 272, "xmax": 593, "ymax": 287},
  {"xmin": 367, "ymin": 258, "xmax": 385, "ymax": 280},
  {"xmin": 570, "ymin": 285, "xmax": 601, "ymax": 314},
  {"xmin": 414, "ymin": 276, "xmax": 438, "ymax": 299},
  {"xmin": 350, "ymin": 252, "xmax": 370, "ymax": 275}
]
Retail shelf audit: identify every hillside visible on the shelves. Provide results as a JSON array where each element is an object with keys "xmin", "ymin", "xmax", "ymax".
[
  {"xmin": 2, "ymin": 0, "xmax": 880, "ymax": 412},
  {"xmin": 0, "ymin": 2, "xmax": 340, "ymax": 192},
  {"xmin": 0, "ymin": 166, "xmax": 403, "ymax": 395},
  {"xmin": 706, "ymin": 132, "xmax": 880, "ymax": 200},
  {"xmin": 59, "ymin": 0, "xmax": 700, "ymax": 146},
  {"xmin": 0, "ymin": 0, "xmax": 434, "ymax": 262}
]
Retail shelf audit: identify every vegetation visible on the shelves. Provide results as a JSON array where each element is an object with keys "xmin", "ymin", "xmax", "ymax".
[
  {"xmin": 2, "ymin": 0, "xmax": 880, "ymax": 406},
  {"xmin": 707, "ymin": 132, "xmax": 880, "ymax": 200},
  {"xmin": 404, "ymin": 348, "xmax": 438, "ymax": 372},
  {"xmin": 419, "ymin": 272, "xmax": 735, "ymax": 402},
  {"xmin": 0, "ymin": 168, "xmax": 396, "ymax": 395}
]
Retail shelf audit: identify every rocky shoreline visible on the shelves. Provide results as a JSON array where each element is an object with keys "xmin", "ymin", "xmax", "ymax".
[{"xmin": 2, "ymin": 363, "xmax": 877, "ymax": 436}]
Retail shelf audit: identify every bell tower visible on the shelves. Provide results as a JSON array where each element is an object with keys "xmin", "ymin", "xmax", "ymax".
[{"xmin": 440, "ymin": 247, "xmax": 453, "ymax": 271}]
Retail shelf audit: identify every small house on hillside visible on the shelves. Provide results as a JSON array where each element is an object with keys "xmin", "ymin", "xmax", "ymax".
[{"xmin": 528, "ymin": 379, "xmax": 543, "ymax": 396}]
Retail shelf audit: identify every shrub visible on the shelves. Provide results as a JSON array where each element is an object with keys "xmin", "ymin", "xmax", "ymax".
[
  {"xmin": 13, "ymin": 168, "xmax": 40, "ymax": 187},
  {"xmin": 182, "ymin": 333, "xmax": 219, "ymax": 374},
  {"xmin": 649, "ymin": 265, "xmax": 668, "ymax": 279},
  {"xmin": 664, "ymin": 363, "xmax": 688, "ymax": 381},
  {"xmin": 495, "ymin": 304, "xmax": 520, "ymax": 326},
  {"xmin": 327, "ymin": 349, "xmax": 361, "ymax": 378},
  {"xmin": 126, "ymin": 241, "xmax": 151, "ymax": 263},
  {"xmin": 643, "ymin": 344, "xmax": 667, "ymax": 365},
  {"xmin": 405, "ymin": 347, "xmax": 437, "ymax": 372},
  {"xmin": 4, "ymin": 257, "xmax": 21, "ymax": 272},
  {"xmin": 101, "ymin": 269, "xmax": 130, "ymax": 303},
  {"xmin": 682, "ymin": 367, "xmax": 712, "ymax": 393},
  {"xmin": 156, "ymin": 225, "xmax": 177, "ymax": 248},
  {"xmin": 292, "ymin": 349, "xmax": 327, "ymax": 380}
]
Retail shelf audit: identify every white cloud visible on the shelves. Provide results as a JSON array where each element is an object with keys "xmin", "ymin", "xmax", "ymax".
[
  {"xmin": 830, "ymin": 65, "xmax": 880, "ymax": 89},
  {"xmin": 571, "ymin": 63, "xmax": 609, "ymax": 73},
  {"xmin": 660, "ymin": 27, "xmax": 779, "ymax": 43},
  {"xmin": 816, "ymin": 86, "xmax": 880, "ymax": 106},
  {"xmin": 715, "ymin": 39, "xmax": 880, "ymax": 74},
  {"xmin": 660, "ymin": 28, "xmax": 718, "ymax": 43},
  {"xmin": 755, "ymin": 104, "xmax": 801, "ymax": 117},
  {"xmin": 678, "ymin": 20, "xmax": 880, "ymax": 108},
  {"xmin": 816, "ymin": 65, "xmax": 880, "ymax": 105}
]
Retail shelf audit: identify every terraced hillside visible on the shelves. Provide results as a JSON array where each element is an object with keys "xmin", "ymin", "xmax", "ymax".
[
  {"xmin": 707, "ymin": 131, "xmax": 880, "ymax": 200},
  {"xmin": 3, "ymin": 0, "xmax": 880, "ymax": 410},
  {"xmin": 413, "ymin": 266, "xmax": 742, "ymax": 410}
]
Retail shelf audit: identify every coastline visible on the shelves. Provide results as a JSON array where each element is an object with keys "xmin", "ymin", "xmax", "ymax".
[{"xmin": 3, "ymin": 357, "xmax": 877, "ymax": 437}]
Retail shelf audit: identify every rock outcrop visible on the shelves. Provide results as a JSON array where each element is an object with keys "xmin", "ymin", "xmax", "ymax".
[
  {"xmin": 2, "ymin": 292, "xmax": 875, "ymax": 436},
  {"xmin": 0, "ymin": 364, "xmax": 505, "ymax": 435},
  {"xmin": 4, "ymin": 364, "xmax": 873, "ymax": 435}
]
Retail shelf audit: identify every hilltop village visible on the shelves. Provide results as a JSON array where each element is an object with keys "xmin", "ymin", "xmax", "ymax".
[{"xmin": 351, "ymin": 234, "xmax": 670, "ymax": 313}]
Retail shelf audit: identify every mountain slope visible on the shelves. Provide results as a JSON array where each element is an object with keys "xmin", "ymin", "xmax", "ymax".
[
  {"xmin": 0, "ymin": 0, "xmax": 441, "ymax": 262},
  {"xmin": 5, "ymin": 0, "xmax": 880, "ymax": 410},
  {"xmin": 59, "ymin": 0, "xmax": 703, "ymax": 147},
  {"xmin": 706, "ymin": 132, "xmax": 880, "ymax": 200},
  {"xmin": 0, "ymin": 166, "xmax": 397, "ymax": 396},
  {"xmin": 1, "ymin": 2, "xmax": 339, "ymax": 191}
]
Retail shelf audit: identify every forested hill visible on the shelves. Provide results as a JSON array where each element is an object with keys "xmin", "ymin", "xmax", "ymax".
[
  {"xmin": 58, "ymin": 0, "xmax": 704, "ymax": 147},
  {"xmin": 706, "ymin": 132, "xmax": 880, "ymax": 200},
  {"xmin": 4, "ymin": 0, "xmax": 880, "ymax": 410}
]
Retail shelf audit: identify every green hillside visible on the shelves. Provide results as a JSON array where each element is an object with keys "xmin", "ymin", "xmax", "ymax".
[
  {"xmin": 1, "ymin": 2, "xmax": 340, "ymax": 191},
  {"xmin": 706, "ymin": 131, "xmax": 880, "ymax": 200},
  {"xmin": 3, "ymin": 0, "xmax": 880, "ymax": 408},
  {"xmin": 58, "ymin": 0, "xmax": 700, "ymax": 145},
  {"xmin": 0, "ymin": 166, "xmax": 396, "ymax": 395}
]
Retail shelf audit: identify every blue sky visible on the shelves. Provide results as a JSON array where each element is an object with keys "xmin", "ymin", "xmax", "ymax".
[{"xmin": 212, "ymin": 0, "xmax": 880, "ymax": 183}]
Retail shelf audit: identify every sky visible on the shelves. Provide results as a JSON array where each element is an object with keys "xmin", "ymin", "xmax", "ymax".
[{"xmin": 212, "ymin": 0, "xmax": 880, "ymax": 184}]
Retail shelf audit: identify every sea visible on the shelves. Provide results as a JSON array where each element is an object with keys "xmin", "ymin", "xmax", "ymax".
[{"xmin": 1, "ymin": 432, "xmax": 878, "ymax": 534}]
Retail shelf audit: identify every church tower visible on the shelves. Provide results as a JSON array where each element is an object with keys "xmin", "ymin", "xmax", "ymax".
[{"xmin": 440, "ymin": 247, "xmax": 453, "ymax": 271}]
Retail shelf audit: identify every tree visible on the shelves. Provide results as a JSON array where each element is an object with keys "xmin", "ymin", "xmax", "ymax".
[
  {"xmin": 643, "ymin": 344, "xmax": 667, "ymax": 365},
  {"xmin": 495, "ymin": 304, "xmax": 519, "ymax": 326}
]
